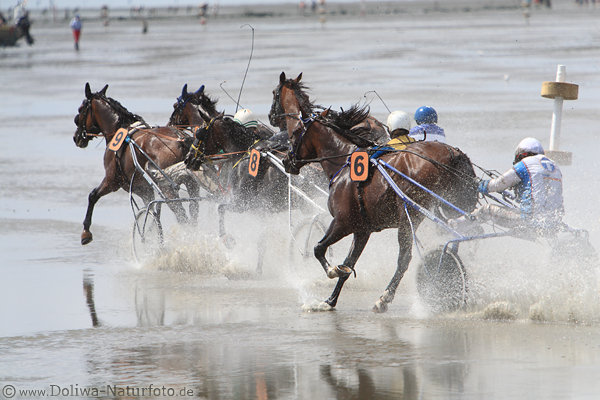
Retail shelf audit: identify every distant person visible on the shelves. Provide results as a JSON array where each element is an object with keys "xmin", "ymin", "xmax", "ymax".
[
  {"xmin": 385, "ymin": 110, "xmax": 415, "ymax": 150},
  {"xmin": 13, "ymin": 2, "xmax": 26, "ymax": 24},
  {"xmin": 409, "ymin": 106, "xmax": 446, "ymax": 143},
  {"xmin": 70, "ymin": 14, "xmax": 82, "ymax": 50}
]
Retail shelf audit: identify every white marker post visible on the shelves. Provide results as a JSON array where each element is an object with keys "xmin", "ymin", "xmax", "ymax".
[{"xmin": 540, "ymin": 64, "xmax": 578, "ymax": 165}]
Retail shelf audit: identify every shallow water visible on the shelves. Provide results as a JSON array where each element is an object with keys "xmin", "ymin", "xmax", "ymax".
[{"xmin": 2, "ymin": 3, "xmax": 600, "ymax": 399}]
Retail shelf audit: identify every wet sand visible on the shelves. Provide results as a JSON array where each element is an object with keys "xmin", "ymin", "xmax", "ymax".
[{"xmin": 2, "ymin": 1, "xmax": 600, "ymax": 398}]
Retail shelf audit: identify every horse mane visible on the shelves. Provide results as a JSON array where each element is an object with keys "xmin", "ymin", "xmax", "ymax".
[
  {"xmin": 286, "ymin": 79, "xmax": 317, "ymax": 115},
  {"xmin": 193, "ymin": 92, "xmax": 220, "ymax": 116},
  {"xmin": 221, "ymin": 117, "xmax": 262, "ymax": 149},
  {"xmin": 96, "ymin": 93, "xmax": 148, "ymax": 127},
  {"xmin": 322, "ymin": 104, "xmax": 374, "ymax": 147}
]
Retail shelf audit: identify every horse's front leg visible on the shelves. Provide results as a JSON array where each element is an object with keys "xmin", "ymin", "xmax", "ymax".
[
  {"xmin": 81, "ymin": 179, "xmax": 117, "ymax": 245},
  {"xmin": 373, "ymin": 227, "xmax": 413, "ymax": 313},
  {"xmin": 314, "ymin": 219, "xmax": 348, "ymax": 277},
  {"xmin": 324, "ymin": 231, "xmax": 371, "ymax": 308}
]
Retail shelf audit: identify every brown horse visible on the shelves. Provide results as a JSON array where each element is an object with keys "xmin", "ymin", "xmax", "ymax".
[
  {"xmin": 73, "ymin": 83, "xmax": 199, "ymax": 245},
  {"xmin": 269, "ymin": 72, "xmax": 478, "ymax": 312}
]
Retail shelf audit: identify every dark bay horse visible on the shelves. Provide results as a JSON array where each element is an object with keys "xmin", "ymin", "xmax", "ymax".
[
  {"xmin": 73, "ymin": 83, "xmax": 199, "ymax": 245},
  {"xmin": 269, "ymin": 72, "xmax": 478, "ymax": 312},
  {"xmin": 182, "ymin": 109, "xmax": 297, "ymax": 272},
  {"xmin": 184, "ymin": 111, "xmax": 291, "ymax": 228}
]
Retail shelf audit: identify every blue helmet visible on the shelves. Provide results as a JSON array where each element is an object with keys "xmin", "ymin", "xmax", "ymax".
[{"xmin": 414, "ymin": 106, "xmax": 438, "ymax": 125}]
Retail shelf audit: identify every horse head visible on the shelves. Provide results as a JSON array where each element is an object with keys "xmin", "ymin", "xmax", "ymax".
[
  {"xmin": 185, "ymin": 111, "xmax": 263, "ymax": 171},
  {"xmin": 270, "ymin": 72, "xmax": 317, "ymax": 174},
  {"xmin": 73, "ymin": 82, "xmax": 108, "ymax": 148},
  {"xmin": 169, "ymin": 84, "xmax": 221, "ymax": 128},
  {"xmin": 73, "ymin": 82, "xmax": 145, "ymax": 148},
  {"xmin": 269, "ymin": 71, "xmax": 313, "ymax": 130}
]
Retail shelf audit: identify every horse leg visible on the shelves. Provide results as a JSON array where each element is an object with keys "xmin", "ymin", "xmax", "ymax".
[
  {"xmin": 324, "ymin": 232, "xmax": 371, "ymax": 308},
  {"xmin": 181, "ymin": 172, "xmax": 200, "ymax": 225},
  {"xmin": 163, "ymin": 187, "xmax": 189, "ymax": 224},
  {"xmin": 256, "ymin": 228, "xmax": 267, "ymax": 275},
  {"xmin": 217, "ymin": 203, "xmax": 236, "ymax": 249},
  {"xmin": 314, "ymin": 220, "xmax": 347, "ymax": 277},
  {"xmin": 373, "ymin": 227, "xmax": 413, "ymax": 313},
  {"xmin": 81, "ymin": 180, "xmax": 115, "ymax": 245}
]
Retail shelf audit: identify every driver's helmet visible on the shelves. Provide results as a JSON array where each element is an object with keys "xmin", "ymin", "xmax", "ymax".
[
  {"xmin": 386, "ymin": 110, "xmax": 411, "ymax": 132},
  {"xmin": 514, "ymin": 137, "xmax": 544, "ymax": 163},
  {"xmin": 414, "ymin": 106, "xmax": 438, "ymax": 125},
  {"xmin": 233, "ymin": 108, "xmax": 258, "ymax": 128}
]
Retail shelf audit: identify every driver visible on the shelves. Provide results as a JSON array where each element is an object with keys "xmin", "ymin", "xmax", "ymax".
[
  {"xmin": 232, "ymin": 108, "xmax": 276, "ymax": 141},
  {"xmin": 409, "ymin": 106, "xmax": 446, "ymax": 143},
  {"xmin": 451, "ymin": 137, "xmax": 564, "ymax": 233},
  {"xmin": 386, "ymin": 110, "xmax": 416, "ymax": 150}
]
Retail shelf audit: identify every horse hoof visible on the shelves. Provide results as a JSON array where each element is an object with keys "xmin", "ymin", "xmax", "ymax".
[
  {"xmin": 326, "ymin": 267, "xmax": 339, "ymax": 279},
  {"xmin": 372, "ymin": 300, "xmax": 388, "ymax": 313},
  {"xmin": 81, "ymin": 231, "xmax": 93, "ymax": 245},
  {"xmin": 326, "ymin": 265, "xmax": 352, "ymax": 279}
]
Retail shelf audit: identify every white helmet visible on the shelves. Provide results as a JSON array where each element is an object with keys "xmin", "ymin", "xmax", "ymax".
[
  {"xmin": 233, "ymin": 108, "xmax": 258, "ymax": 128},
  {"xmin": 386, "ymin": 110, "xmax": 411, "ymax": 132},
  {"xmin": 515, "ymin": 137, "xmax": 545, "ymax": 157}
]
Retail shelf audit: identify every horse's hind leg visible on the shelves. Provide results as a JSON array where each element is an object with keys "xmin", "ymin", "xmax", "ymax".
[
  {"xmin": 323, "ymin": 231, "xmax": 371, "ymax": 308},
  {"xmin": 180, "ymin": 172, "xmax": 200, "ymax": 224},
  {"xmin": 81, "ymin": 180, "xmax": 115, "ymax": 245},
  {"xmin": 163, "ymin": 187, "xmax": 189, "ymax": 224},
  {"xmin": 373, "ymin": 227, "xmax": 413, "ymax": 313},
  {"xmin": 217, "ymin": 203, "xmax": 236, "ymax": 249}
]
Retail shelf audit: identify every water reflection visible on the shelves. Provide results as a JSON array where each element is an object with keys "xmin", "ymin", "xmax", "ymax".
[{"xmin": 83, "ymin": 271, "xmax": 100, "ymax": 327}]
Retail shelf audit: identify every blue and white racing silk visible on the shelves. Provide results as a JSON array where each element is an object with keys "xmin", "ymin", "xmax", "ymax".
[
  {"xmin": 409, "ymin": 123, "xmax": 446, "ymax": 143},
  {"xmin": 486, "ymin": 154, "xmax": 563, "ymax": 225},
  {"xmin": 513, "ymin": 154, "xmax": 563, "ymax": 221}
]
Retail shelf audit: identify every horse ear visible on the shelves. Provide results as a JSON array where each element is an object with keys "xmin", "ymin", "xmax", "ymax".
[
  {"xmin": 280, "ymin": 71, "xmax": 286, "ymax": 84},
  {"xmin": 320, "ymin": 107, "xmax": 330, "ymax": 117},
  {"xmin": 99, "ymin": 84, "xmax": 108, "ymax": 96},
  {"xmin": 195, "ymin": 85, "xmax": 204, "ymax": 95},
  {"xmin": 295, "ymin": 72, "xmax": 303, "ymax": 83},
  {"xmin": 85, "ymin": 82, "xmax": 92, "ymax": 99},
  {"xmin": 182, "ymin": 84, "xmax": 188, "ymax": 97}
]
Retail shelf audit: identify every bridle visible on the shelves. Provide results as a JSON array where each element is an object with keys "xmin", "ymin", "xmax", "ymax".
[
  {"xmin": 188, "ymin": 115, "xmax": 221, "ymax": 160},
  {"xmin": 169, "ymin": 93, "xmax": 194, "ymax": 127},
  {"xmin": 75, "ymin": 98, "xmax": 100, "ymax": 143},
  {"xmin": 270, "ymin": 82, "xmax": 315, "ymax": 171}
]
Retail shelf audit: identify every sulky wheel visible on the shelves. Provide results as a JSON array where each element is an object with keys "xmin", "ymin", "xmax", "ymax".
[
  {"xmin": 416, "ymin": 246, "xmax": 468, "ymax": 313},
  {"xmin": 132, "ymin": 208, "xmax": 164, "ymax": 264}
]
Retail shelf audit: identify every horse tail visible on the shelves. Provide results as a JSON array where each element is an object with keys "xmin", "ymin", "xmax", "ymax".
[{"xmin": 446, "ymin": 146, "xmax": 479, "ymax": 214}]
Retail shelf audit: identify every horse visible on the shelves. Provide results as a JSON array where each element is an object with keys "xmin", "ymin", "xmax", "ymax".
[
  {"xmin": 73, "ymin": 82, "xmax": 200, "ymax": 245},
  {"xmin": 0, "ymin": 13, "xmax": 34, "ymax": 46},
  {"xmin": 269, "ymin": 72, "xmax": 479, "ymax": 312}
]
